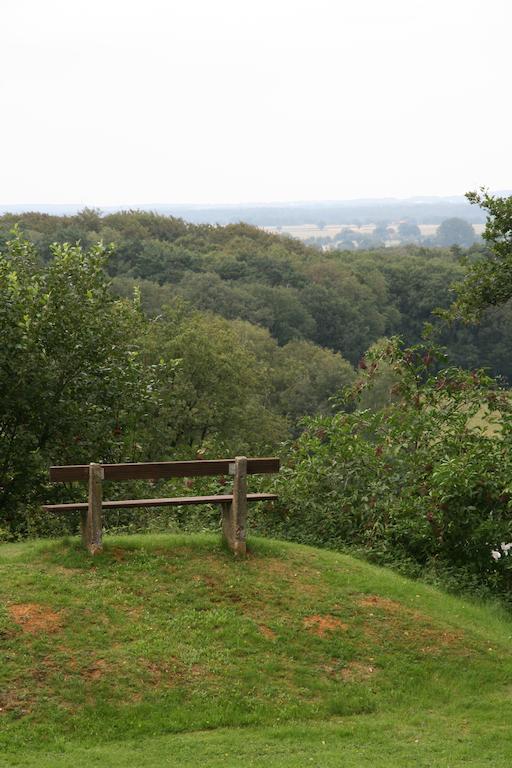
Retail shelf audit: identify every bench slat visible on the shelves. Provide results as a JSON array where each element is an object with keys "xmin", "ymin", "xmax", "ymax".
[
  {"xmin": 49, "ymin": 458, "xmax": 280, "ymax": 483},
  {"xmin": 43, "ymin": 492, "xmax": 278, "ymax": 513}
]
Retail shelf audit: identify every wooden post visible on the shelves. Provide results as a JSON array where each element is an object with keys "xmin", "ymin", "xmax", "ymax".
[
  {"xmin": 221, "ymin": 501, "xmax": 232, "ymax": 550},
  {"xmin": 222, "ymin": 456, "xmax": 247, "ymax": 556},
  {"xmin": 80, "ymin": 509, "xmax": 88, "ymax": 548},
  {"xmin": 233, "ymin": 456, "xmax": 247, "ymax": 555},
  {"xmin": 82, "ymin": 463, "xmax": 103, "ymax": 554}
]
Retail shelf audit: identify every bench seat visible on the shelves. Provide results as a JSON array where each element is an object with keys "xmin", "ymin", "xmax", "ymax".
[{"xmin": 43, "ymin": 492, "xmax": 278, "ymax": 513}]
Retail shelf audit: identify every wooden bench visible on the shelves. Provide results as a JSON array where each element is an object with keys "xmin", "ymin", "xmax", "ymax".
[{"xmin": 44, "ymin": 456, "xmax": 279, "ymax": 556}]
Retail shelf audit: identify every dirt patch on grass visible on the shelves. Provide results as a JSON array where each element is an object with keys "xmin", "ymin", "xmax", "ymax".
[
  {"xmin": 140, "ymin": 657, "xmax": 213, "ymax": 687},
  {"xmin": 192, "ymin": 574, "xmax": 220, "ymax": 590},
  {"xmin": 84, "ymin": 659, "xmax": 109, "ymax": 681},
  {"xmin": 322, "ymin": 659, "xmax": 378, "ymax": 682},
  {"xmin": 256, "ymin": 558, "xmax": 321, "ymax": 581},
  {"xmin": 111, "ymin": 547, "xmax": 127, "ymax": 562},
  {"xmin": 358, "ymin": 595, "xmax": 404, "ymax": 612},
  {"xmin": 340, "ymin": 661, "xmax": 378, "ymax": 682},
  {"xmin": 140, "ymin": 660, "xmax": 177, "ymax": 686},
  {"xmin": 259, "ymin": 624, "xmax": 277, "ymax": 640},
  {"xmin": 0, "ymin": 686, "xmax": 32, "ymax": 716},
  {"xmin": 417, "ymin": 629, "xmax": 466, "ymax": 654},
  {"xmin": 124, "ymin": 605, "xmax": 144, "ymax": 619},
  {"xmin": 360, "ymin": 602, "xmax": 468, "ymax": 655},
  {"xmin": 52, "ymin": 565, "xmax": 81, "ymax": 577},
  {"xmin": 245, "ymin": 558, "xmax": 327, "ymax": 604},
  {"xmin": 304, "ymin": 615, "xmax": 348, "ymax": 637},
  {"xmin": 260, "ymin": 559, "xmax": 297, "ymax": 577},
  {"xmin": 358, "ymin": 594, "xmax": 435, "ymax": 626},
  {"xmin": 9, "ymin": 603, "xmax": 62, "ymax": 635}
]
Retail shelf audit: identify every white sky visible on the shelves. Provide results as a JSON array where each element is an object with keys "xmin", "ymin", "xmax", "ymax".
[{"xmin": 0, "ymin": 0, "xmax": 510, "ymax": 205}]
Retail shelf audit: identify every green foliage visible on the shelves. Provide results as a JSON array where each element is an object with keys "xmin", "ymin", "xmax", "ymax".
[
  {"xmin": 3, "ymin": 208, "xmax": 512, "ymax": 378},
  {"xmin": 270, "ymin": 340, "xmax": 355, "ymax": 424},
  {"xmin": 397, "ymin": 221, "xmax": 421, "ymax": 242},
  {"xmin": 301, "ymin": 260, "xmax": 389, "ymax": 362},
  {"xmin": 265, "ymin": 338, "xmax": 512, "ymax": 595},
  {"xmin": 139, "ymin": 304, "xmax": 288, "ymax": 455},
  {"xmin": 0, "ymin": 234, "xmax": 159, "ymax": 531},
  {"xmin": 449, "ymin": 189, "xmax": 512, "ymax": 321},
  {"xmin": 436, "ymin": 217, "xmax": 476, "ymax": 248}
]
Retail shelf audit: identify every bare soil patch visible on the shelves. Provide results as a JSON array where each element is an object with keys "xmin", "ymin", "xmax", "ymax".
[
  {"xmin": 358, "ymin": 595, "xmax": 467, "ymax": 654},
  {"xmin": 259, "ymin": 624, "xmax": 277, "ymax": 640},
  {"xmin": 417, "ymin": 628, "xmax": 466, "ymax": 654},
  {"xmin": 84, "ymin": 659, "xmax": 109, "ymax": 681},
  {"xmin": 8, "ymin": 603, "xmax": 62, "ymax": 635},
  {"xmin": 322, "ymin": 659, "xmax": 378, "ymax": 682},
  {"xmin": 0, "ymin": 687, "xmax": 31, "ymax": 715},
  {"xmin": 140, "ymin": 659, "xmax": 178, "ymax": 686},
  {"xmin": 340, "ymin": 661, "xmax": 378, "ymax": 682},
  {"xmin": 304, "ymin": 615, "xmax": 348, "ymax": 637},
  {"xmin": 357, "ymin": 595, "xmax": 404, "ymax": 612}
]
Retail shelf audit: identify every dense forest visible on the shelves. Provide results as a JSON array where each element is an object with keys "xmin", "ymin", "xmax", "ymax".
[
  {"xmin": 2, "ymin": 193, "xmax": 512, "ymax": 601},
  {"xmin": 1, "ymin": 208, "xmax": 511, "ymax": 379}
]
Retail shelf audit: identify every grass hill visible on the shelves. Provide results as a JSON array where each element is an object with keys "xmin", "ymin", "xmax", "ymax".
[{"xmin": 1, "ymin": 533, "xmax": 512, "ymax": 766}]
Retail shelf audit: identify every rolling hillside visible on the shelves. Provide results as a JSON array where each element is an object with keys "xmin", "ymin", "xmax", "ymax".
[{"xmin": 1, "ymin": 533, "xmax": 511, "ymax": 766}]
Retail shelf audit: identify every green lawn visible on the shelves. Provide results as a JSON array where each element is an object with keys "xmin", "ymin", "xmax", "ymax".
[{"xmin": 1, "ymin": 533, "xmax": 511, "ymax": 766}]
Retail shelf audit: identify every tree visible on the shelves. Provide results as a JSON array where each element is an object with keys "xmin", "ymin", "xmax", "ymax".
[
  {"xmin": 373, "ymin": 223, "xmax": 393, "ymax": 242},
  {"xmin": 398, "ymin": 221, "xmax": 421, "ymax": 242},
  {"xmin": 141, "ymin": 306, "xmax": 287, "ymax": 455},
  {"xmin": 270, "ymin": 340, "xmax": 355, "ymax": 425},
  {"xmin": 449, "ymin": 190, "xmax": 512, "ymax": 321},
  {"xmin": 301, "ymin": 261, "xmax": 389, "ymax": 363},
  {"xmin": 436, "ymin": 217, "xmax": 476, "ymax": 248},
  {"xmin": 0, "ymin": 234, "xmax": 158, "ymax": 530}
]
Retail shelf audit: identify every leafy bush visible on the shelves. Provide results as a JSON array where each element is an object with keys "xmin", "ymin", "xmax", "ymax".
[
  {"xmin": 261, "ymin": 338, "xmax": 512, "ymax": 594},
  {"xmin": 0, "ymin": 233, "xmax": 163, "ymax": 534}
]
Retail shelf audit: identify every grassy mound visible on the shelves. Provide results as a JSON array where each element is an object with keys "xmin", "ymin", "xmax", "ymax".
[{"xmin": 1, "ymin": 533, "xmax": 512, "ymax": 766}]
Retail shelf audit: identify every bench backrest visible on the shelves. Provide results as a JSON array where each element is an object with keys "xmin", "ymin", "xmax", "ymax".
[{"xmin": 49, "ymin": 457, "xmax": 280, "ymax": 483}]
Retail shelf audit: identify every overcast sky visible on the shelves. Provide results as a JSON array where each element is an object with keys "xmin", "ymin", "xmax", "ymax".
[{"xmin": 1, "ymin": 0, "xmax": 510, "ymax": 206}]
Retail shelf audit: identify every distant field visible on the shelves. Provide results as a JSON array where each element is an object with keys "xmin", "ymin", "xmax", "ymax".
[{"xmin": 265, "ymin": 223, "xmax": 486, "ymax": 242}]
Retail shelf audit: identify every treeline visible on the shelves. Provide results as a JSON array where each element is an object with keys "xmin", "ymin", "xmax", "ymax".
[
  {"xmin": 1, "ymin": 209, "xmax": 512, "ymax": 380},
  {"xmin": 304, "ymin": 216, "xmax": 477, "ymax": 250}
]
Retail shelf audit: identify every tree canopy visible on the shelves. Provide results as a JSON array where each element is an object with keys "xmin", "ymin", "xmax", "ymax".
[{"xmin": 449, "ymin": 190, "xmax": 512, "ymax": 321}]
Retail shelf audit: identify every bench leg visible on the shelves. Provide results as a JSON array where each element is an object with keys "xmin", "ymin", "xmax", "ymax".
[
  {"xmin": 221, "ymin": 501, "xmax": 233, "ymax": 550},
  {"xmin": 222, "ymin": 456, "xmax": 247, "ymax": 556},
  {"xmin": 80, "ymin": 509, "xmax": 88, "ymax": 548},
  {"xmin": 83, "ymin": 463, "xmax": 103, "ymax": 554}
]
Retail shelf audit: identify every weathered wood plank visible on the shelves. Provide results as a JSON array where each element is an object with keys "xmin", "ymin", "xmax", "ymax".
[
  {"xmin": 221, "ymin": 501, "xmax": 232, "ymax": 550},
  {"xmin": 49, "ymin": 457, "xmax": 280, "ymax": 483},
  {"xmin": 222, "ymin": 456, "xmax": 248, "ymax": 556},
  {"xmin": 43, "ymin": 492, "xmax": 278, "ymax": 513},
  {"xmin": 82, "ymin": 463, "xmax": 103, "ymax": 555}
]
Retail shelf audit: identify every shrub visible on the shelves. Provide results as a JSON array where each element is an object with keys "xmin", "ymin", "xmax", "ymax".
[
  {"xmin": 0, "ymin": 233, "xmax": 161, "ymax": 534},
  {"xmin": 263, "ymin": 338, "xmax": 512, "ymax": 594}
]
